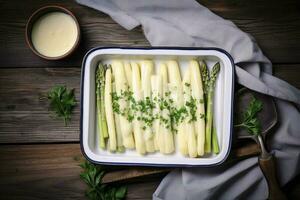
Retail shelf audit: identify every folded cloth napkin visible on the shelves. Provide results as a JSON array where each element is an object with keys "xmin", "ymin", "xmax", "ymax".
[{"xmin": 76, "ymin": 0, "xmax": 300, "ymax": 199}]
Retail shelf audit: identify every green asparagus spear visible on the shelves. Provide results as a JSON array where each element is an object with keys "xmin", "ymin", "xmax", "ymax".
[
  {"xmin": 200, "ymin": 60, "xmax": 220, "ymax": 154},
  {"xmin": 199, "ymin": 60, "xmax": 210, "ymax": 97},
  {"xmin": 96, "ymin": 63, "xmax": 108, "ymax": 149},
  {"xmin": 99, "ymin": 64, "xmax": 109, "ymax": 139},
  {"xmin": 200, "ymin": 61, "xmax": 218, "ymax": 154},
  {"xmin": 96, "ymin": 68, "xmax": 105, "ymax": 149},
  {"xmin": 212, "ymin": 123, "xmax": 220, "ymax": 154},
  {"xmin": 205, "ymin": 62, "xmax": 220, "ymax": 153}
]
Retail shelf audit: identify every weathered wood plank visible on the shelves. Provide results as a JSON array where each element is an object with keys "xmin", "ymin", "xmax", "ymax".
[
  {"xmin": 0, "ymin": 68, "xmax": 81, "ymax": 143},
  {"xmin": 200, "ymin": 0, "xmax": 300, "ymax": 63},
  {"xmin": 0, "ymin": 144, "xmax": 299, "ymax": 199},
  {"xmin": 0, "ymin": 64, "xmax": 299, "ymax": 143},
  {"xmin": 0, "ymin": 0, "xmax": 300, "ymax": 68},
  {"xmin": 273, "ymin": 64, "xmax": 300, "ymax": 90},
  {"xmin": 0, "ymin": 0, "xmax": 148, "ymax": 68},
  {"xmin": 0, "ymin": 144, "xmax": 160, "ymax": 200},
  {"xmin": 0, "ymin": 67, "xmax": 81, "ymax": 111}
]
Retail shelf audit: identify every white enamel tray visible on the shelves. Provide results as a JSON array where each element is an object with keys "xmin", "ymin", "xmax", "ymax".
[{"xmin": 80, "ymin": 47, "xmax": 234, "ymax": 167}]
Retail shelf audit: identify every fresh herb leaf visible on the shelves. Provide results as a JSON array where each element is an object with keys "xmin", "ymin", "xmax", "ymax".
[
  {"xmin": 235, "ymin": 96, "xmax": 263, "ymax": 135},
  {"xmin": 47, "ymin": 85, "xmax": 76, "ymax": 125},
  {"xmin": 115, "ymin": 186, "xmax": 127, "ymax": 199},
  {"xmin": 80, "ymin": 161, "xmax": 127, "ymax": 200}
]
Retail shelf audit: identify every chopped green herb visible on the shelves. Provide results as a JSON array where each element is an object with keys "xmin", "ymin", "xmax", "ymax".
[
  {"xmin": 185, "ymin": 97, "xmax": 197, "ymax": 122},
  {"xmin": 200, "ymin": 113, "xmax": 205, "ymax": 119},
  {"xmin": 185, "ymin": 83, "xmax": 191, "ymax": 87},
  {"xmin": 110, "ymin": 85, "xmax": 208, "ymax": 133}
]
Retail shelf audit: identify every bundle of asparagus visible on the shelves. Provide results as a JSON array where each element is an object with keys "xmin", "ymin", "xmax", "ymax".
[{"xmin": 95, "ymin": 59, "xmax": 220, "ymax": 157}]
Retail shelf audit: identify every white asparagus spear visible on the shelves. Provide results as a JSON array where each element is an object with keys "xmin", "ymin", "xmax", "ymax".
[
  {"xmin": 111, "ymin": 60, "xmax": 135, "ymax": 149},
  {"xmin": 166, "ymin": 60, "xmax": 188, "ymax": 156},
  {"xmin": 124, "ymin": 62, "xmax": 133, "ymax": 89},
  {"xmin": 112, "ymin": 82, "xmax": 125, "ymax": 152},
  {"xmin": 159, "ymin": 63, "xmax": 174, "ymax": 154},
  {"xmin": 190, "ymin": 60, "xmax": 205, "ymax": 156},
  {"xmin": 104, "ymin": 68, "xmax": 117, "ymax": 152},
  {"xmin": 157, "ymin": 72, "xmax": 165, "ymax": 153},
  {"xmin": 182, "ymin": 68, "xmax": 197, "ymax": 158},
  {"xmin": 151, "ymin": 75, "xmax": 161, "ymax": 151},
  {"xmin": 140, "ymin": 60, "xmax": 155, "ymax": 153},
  {"xmin": 131, "ymin": 62, "xmax": 146, "ymax": 155}
]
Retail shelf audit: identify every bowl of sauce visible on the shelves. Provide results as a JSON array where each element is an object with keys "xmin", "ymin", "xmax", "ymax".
[{"xmin": 26, "ymin": 6, "xmax": 80, "ymax": 60}]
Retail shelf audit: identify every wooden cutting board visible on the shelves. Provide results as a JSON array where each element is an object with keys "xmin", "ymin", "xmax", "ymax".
[{"xmin": 102, "ymin": 142, "xmax": 260, "ymax": 183}]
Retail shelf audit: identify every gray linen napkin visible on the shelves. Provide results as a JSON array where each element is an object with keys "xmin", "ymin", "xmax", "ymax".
[{"xmin": 76, "ymin": 0, "xmax": 300, "ymax": 199}]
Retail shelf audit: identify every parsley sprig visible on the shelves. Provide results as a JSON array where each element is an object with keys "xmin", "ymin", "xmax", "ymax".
[
  {"xmin": 47, "ymin": 85, "xmax": 76, "ymax": 125},
  {"xmin": 80, "ymin": 161, "xmax": 127, "ymax": 200},
  {"xmin": 235, "ymin": 96, "xmax": 263, "ymax": 135}
]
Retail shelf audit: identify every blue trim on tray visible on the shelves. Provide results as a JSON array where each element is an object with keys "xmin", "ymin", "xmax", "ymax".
[{"xmin": 80, "ymin": 46, "xmax": 235, "ymax": 167}]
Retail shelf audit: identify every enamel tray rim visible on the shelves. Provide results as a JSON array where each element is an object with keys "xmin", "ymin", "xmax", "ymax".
[{"xmin": 80, "ymin": 47, "xmax": 235, "ymax": 167}]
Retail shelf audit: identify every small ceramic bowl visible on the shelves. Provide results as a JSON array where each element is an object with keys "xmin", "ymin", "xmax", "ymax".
[{"xmin": 25, "ymin": 5, "xmax": 80, "ymax": 60}]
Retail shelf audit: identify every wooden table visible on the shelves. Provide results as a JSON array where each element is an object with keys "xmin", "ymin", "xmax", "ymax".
[{"xmin": 0, "ymin": 0, "xmax": 299, "ymax": 199}]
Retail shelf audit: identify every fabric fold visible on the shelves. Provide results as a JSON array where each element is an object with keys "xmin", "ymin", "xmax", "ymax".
[{"xmin": 76, "ymin": 0, "xmax": 140, "ymax": 30}]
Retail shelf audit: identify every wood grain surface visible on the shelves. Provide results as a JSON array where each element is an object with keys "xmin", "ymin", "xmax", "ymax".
[
  {"xmin": 0, "ymin": 144, "xmax": 161, "ymax": 200},
  {"xmin": 0, "ymin": 144, "xmax": 298, "ymax": 200},
  {"xmin": 0, "ymin": 0, "xmax": 300, "ymax": 67},
  {"xmin": 0, "ymin": 68, "xmax": 81, "ymax": 143},
  {"xmin": 0, "ymin": 65, "xmax": 299, "ymax": 144},
  {"xmin": 0, "ymin": 0, "xmax": 300, "ymax": 199}
]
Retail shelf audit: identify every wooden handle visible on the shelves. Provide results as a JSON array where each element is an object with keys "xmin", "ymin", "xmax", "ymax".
[
  {"xmin": 258, "ymin": 154, "xmax": 287, "ymax": 200},
  {"xmin": 233, "ymin": 143, "xmax": 260, "ymax": 158}
]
